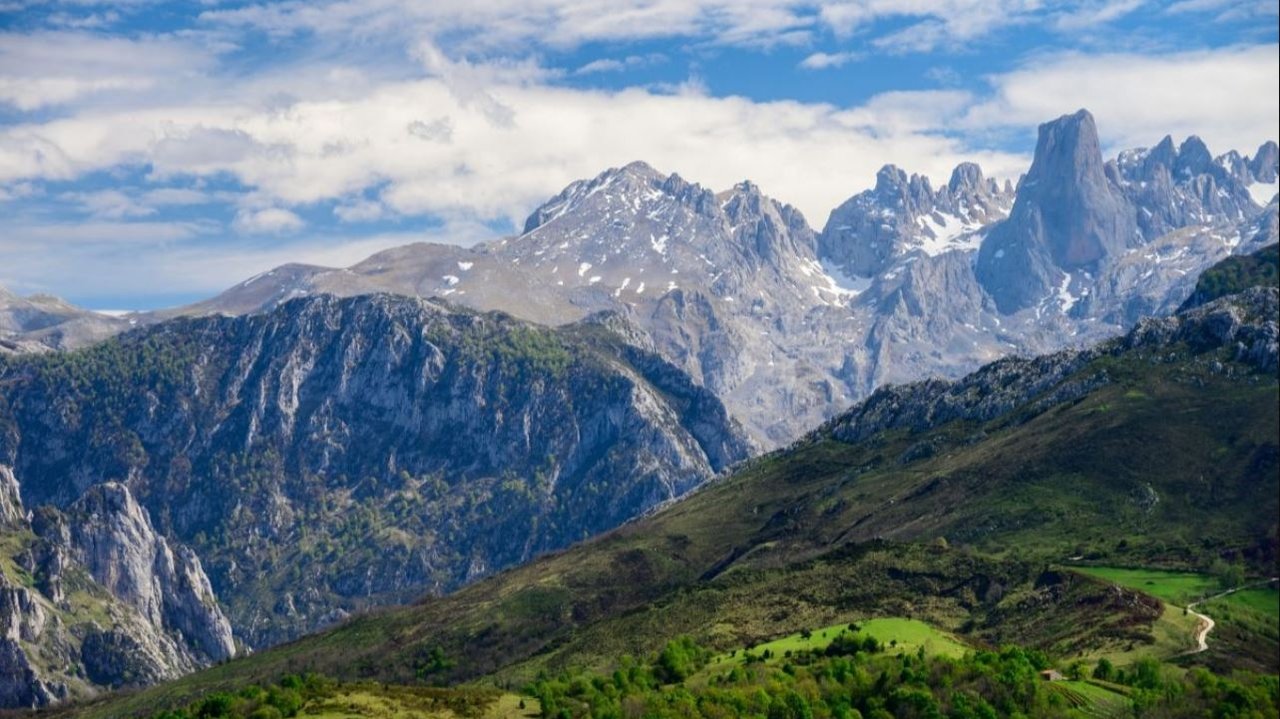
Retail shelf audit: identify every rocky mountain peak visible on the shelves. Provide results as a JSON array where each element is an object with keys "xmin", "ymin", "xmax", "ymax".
[
  {"xmin": 521, "ymin": 161, "xmax": 668, "ymax": 234},
  {"xmin": 1174, "ymin": 135, "xmax": 1215, "ymax": 179},
  {"xmin": 1029, "ymin": 109, "xmax": 1106, "ymax": 185},
  {"xmin": 818, "ymin": 160, "xmax": 1014, "ymax": 279},
  {"xmin": 947, "ymin": 162, "xmax": 986, "ymax": 193},
  {"xmin": 976, "ymin": 109, "xmax": 1136, "ymax": 312},
  {"xmin": 1252, "ymin": 141, "xmax": 1279, "ymax": 183},
  {"xmin": 1144, "ymin": 135, "xmax": 1178, "ymax": 173}
]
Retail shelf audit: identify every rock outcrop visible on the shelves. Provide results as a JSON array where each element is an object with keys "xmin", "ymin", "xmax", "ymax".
[
  {"xmin": 977, "ymin": 110, "xmax": 1138, "ymax": 313},
  {"xmin": 0, "ymin": 474, "xmax": 235, "ymax": 708},
  {"xmin": 820, "ymin": 161, "xmax": 1014, "ymax": 278}
]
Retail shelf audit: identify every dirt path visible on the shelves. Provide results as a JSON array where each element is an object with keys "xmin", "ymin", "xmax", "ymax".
[{"xmin": 1182, "ymin": 577, "xmax": 1279, "ymax": 654}]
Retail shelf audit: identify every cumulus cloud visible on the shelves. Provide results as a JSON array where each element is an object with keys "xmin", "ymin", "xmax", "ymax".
[
  {"xmin": 799, "ymin": 51, "xmax": 862, "ymax": 69},
  {"xmin": 963, "ymin": 45, "xmax": 1280, "ymax": 153},
  {"xmin": 0, "ymin": 31, "xmax": 214, "ymax": 111},
  {"xmin": 232, "ymin": 207, "xmax": 304, "ymax": 234}
]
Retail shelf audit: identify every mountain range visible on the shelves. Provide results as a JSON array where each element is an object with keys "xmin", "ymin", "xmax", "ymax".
[
  {"xmin": 75, "ymin": 262, "xmax": 1280, "ymax": 718},
  {"xmin": 0, "ymin": 109, "xmax": 1277, "ymax": 709},
  {"xmin": 6, "ymin": 110, "xmax": 1273, "ymax": 449}
]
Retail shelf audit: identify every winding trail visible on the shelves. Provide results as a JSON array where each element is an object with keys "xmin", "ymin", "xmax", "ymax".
[{"xmin": 1182, "ymin": 577, "xmax": 1279, "ymax": 654}]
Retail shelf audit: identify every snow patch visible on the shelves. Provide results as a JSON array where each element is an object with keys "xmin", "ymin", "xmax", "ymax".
[
  {"xmin": 1053, "ymin": 272, "xmax": 1079, "ymax": 314},
  {"xmin": 456, "ymin": 261, "xmax": 473, "ymax": 271},
  {"xmin": 1247, "ymin": 180, "xmax": 1278, "ymax": 206},
  {"xmin": 915, "ymin": 212, "xmax": 984, "ymax": 255},
  {"xmin": 806, "ymin": 258, "xmax": 871, "ymax": 301},
  {"xmin": 442, "ymin": 275, "xmax": 460, "ymax": 286},
  {"xmin": 578, "ymin": 262, "xmax": 592, "ymax": 277}
]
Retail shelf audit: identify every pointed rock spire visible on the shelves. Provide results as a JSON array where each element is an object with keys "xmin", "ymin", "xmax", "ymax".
[{"xmin": 976, "ymin": 109, "xmax": 1136, "ymax": 313}]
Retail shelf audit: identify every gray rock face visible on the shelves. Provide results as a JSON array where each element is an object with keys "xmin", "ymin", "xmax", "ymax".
[
  {"xmin": 0, "ymin": 293, "xmax": 749, "ymax": 649},
  {"xmin": 0, "ymin": 633, "xmax": 64, "ymax": 709},
  {"xmin": 1109, "ymin": 135, "xmax": 1271, "ymax": 241},
  {"xmin": 67, "ymin": 483, "xmax": 236, "ymax": 662},
  {"xmin": 821, "ymin": 162, "xmax": 1014, "ymax": 278},
  {"xmin": 977, "ymin": 109, "xmax": 1138, "ymax": 313},
  {"xmin": 0, "ymin": 472, "xmax": 235, "ymax": 708},
  {"xmin": 0, "ymin": 466, "xmax": 22, "ymax": 527},
  {"xmin": 1251, "ymin": 142, "xmax": 1279, "ymax": 183}
]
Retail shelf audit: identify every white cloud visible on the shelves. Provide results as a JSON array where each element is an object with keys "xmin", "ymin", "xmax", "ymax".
[
  {"xmin": 66, "ymin": 189, "xmax": 157, "ymax": 219},
  {"xmin": 799, "ymin": 51, "xmax": 862, "ymax": 69},
  {"xmin": 232, "ymin": 207, "xmax": 304, "ymax": 234},
  {"xmin": 823, "ymin": 0, "xmax": 1038, "ymax": 52},
  {"xmin": 407, "ymin": 117, "xmax": 454, "ymax": 142},
  {"xmin": 0, "ymin": 31, "xmax": 214, "ymax": 111},
  {"xmin": 198, "ymin": 0, "xmax": 817, "ymax": 50},
  {"xmin": 1052, "ymin": 0, "xmax": 1146, "ymax": 31},
  {"xmin": 334, "ymin": 198, "xmax": 387, "ymax": 222},
  {"xmin": 574, "ymin": 54, "xmax": 666, "ymax": 75},
  {"xmin": 963, "ymin": 45, "xmax": 1280, "ymax": 153},
  {"xmin": 1166, "ymin": 0, "xmax": 1278, "ymax": 21}
]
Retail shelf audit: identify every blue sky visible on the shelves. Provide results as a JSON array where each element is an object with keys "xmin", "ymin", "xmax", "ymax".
[{"xmin": 1, "ymin": 0, "xmax": 1277, "ymax": 309}]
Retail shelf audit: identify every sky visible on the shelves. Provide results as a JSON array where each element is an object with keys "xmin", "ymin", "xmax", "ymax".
[{"xmin": 0, "ymin": 0, "xmax": 1277, "ymax": 309}]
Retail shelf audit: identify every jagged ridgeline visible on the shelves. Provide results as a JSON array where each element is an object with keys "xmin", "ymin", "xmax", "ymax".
[
  {"xmin": 0, "ymin": 294, "xmax": 749, "ymax": 705},
  {"xmin": 81, "ymin": 283, "xmax": 1278, "ymax": 718}
]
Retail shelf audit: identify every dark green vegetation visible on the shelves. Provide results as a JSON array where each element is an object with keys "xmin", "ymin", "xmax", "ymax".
[
  {"xmin": 124, "ymin": 674, "xmax": 519, "ymax": 719},
  {"xmin": 525, "ymin": 635, "xmax": 1277, "ymax": 719},
  {"xmin": 0, "ymin": 294, "xmax": 747, "ymax": 649},
  {"xmin": 67, "ymin": 288, "xmax": 1279, "ymax": 717},
  {"xmin": 1180, "ymin": 243, "xmax": 1279, "ymax": 310},
  {"xmin": 134, "ymin": 633, "xmax": 1279, "ymax": 719}
]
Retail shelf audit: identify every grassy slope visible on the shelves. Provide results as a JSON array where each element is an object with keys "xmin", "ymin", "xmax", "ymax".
[
  {"xmin": 1073, "ymin": 566, "xmax": 1280, "ymax": 672},
  {"xmin": 72, "ymin": 330, "xmax": 1279, "ymax": 717},
  {"xmin": 1070, "ymin": 567, "xmax": 1219, "ymax": 606}
]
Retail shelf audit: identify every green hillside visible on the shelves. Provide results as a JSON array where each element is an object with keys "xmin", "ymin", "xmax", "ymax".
[
  {"xmin": 1180, "ymin": 242, "xmax": 1279, "ymax": 310},
  {"xmin": 65, "ymin": 289, "xmax": 1280, "ymax": 718}
]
